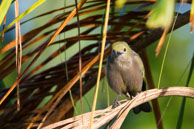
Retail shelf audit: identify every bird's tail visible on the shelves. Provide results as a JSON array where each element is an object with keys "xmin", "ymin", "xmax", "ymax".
[
  {"xmin": 133, "ymin": 102, "xmax": 152, "ymax": 114},
  {"xmin": 133, "ymin": 80, "xmax": 152, "ymax": 114}
]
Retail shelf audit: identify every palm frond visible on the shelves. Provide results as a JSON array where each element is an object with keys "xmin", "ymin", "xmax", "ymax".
[{"xmin": 0, "ymin": 0, "xmax": 192, "ymax": 128}]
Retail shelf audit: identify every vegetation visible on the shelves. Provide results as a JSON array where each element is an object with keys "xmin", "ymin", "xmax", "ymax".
[{"xmin": 0, "ymin": 0, "xmax": 194, "ymax": 129}]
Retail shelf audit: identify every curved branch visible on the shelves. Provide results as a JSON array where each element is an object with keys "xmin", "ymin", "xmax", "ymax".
[{"xmin": 42, "ymin": 86, "xmax": 194, "ymax": 129}]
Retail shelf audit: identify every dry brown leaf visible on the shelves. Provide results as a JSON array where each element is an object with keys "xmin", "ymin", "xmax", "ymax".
[
  {"xmin": 155, "ymin": 28, "xmax": 168, "ymax": 57},
  {"xmin": 43, "ymin": 87, "xmax": 194, "ymax": 129}
]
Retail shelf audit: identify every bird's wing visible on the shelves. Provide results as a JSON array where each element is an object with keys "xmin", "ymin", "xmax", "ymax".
[{"xmin": 132, "ymin": 51, "xmax": 145, "ymax": 78}]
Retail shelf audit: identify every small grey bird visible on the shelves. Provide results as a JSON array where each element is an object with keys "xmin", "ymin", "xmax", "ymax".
[{"xmin": 106, "ymin": 41, "xmax": 151, "ymax": 114}]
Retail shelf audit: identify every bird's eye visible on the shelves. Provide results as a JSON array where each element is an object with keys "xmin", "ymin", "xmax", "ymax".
[{"xmin": 123, "ymin": 48, "xmax": 126, "ymax": 52}]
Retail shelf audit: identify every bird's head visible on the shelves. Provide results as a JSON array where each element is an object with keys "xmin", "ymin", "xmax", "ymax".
[{"xmin": 111, "ymin": 41, "xmax": 132, "ymax": 57}]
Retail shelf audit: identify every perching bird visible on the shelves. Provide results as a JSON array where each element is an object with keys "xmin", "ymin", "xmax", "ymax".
[{"xmin": 106, "ymin": 41, "xmax": 151, "ymax": 114}]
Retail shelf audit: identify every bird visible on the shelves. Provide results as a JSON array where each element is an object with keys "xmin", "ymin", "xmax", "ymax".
[{"xmin": 106, "ymin": 41, "xmax": 151, "ymax": 114}]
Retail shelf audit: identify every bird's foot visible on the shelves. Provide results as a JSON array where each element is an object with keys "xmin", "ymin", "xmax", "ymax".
[
  {"xmin": 126, "ymin": 92, "xmax": 131, "ymax": 98},
  {"xmin": 112, "ymin": 100, "xmax": 120, "ymax": 109},
  {"xmin": 112, "ymin": 95, "xmax": 121, "ymax": 109}
]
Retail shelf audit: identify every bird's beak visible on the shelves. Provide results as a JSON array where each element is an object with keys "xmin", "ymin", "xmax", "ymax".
[{"xmin": 113, "ymin": 50, "xmax": 122, "ymax": 56}]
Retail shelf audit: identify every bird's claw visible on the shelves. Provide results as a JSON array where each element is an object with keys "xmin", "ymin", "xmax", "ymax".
[
  {"xmin": 112, "ymin": 100, "xmax": 120, "ymax": 109},
  {"xmin": 126, "ymin": 92, "xmax": 131, "ymax": 98}
]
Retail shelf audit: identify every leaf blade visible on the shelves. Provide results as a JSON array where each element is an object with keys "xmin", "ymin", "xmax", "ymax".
[
  {"xmin": 0, "ymin": 0, "xmax": 47, "ymax": 36},
  {"xmin": 0, "ymin": 0, "xmax": 12, "ymax": 26}
]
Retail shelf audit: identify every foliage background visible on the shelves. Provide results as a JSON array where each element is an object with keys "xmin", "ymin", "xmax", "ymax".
[{"xmin": 0, "ymin": 0, "xmax": 194, "ymax": 129}]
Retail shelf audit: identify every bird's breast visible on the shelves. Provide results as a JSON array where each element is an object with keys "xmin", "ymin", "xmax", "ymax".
[
  {"xmin": 114, "ymin": 56, "xmax": 132, "ymax": 70},
  {"xmin": 113, "ymin": 56, "xmax": 143, "ymax": 95}
]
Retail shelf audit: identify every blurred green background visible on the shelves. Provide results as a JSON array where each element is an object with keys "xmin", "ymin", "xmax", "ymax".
[{"xmin": 1, "ymin": 0, "xmax": 194, "ymax": 129}]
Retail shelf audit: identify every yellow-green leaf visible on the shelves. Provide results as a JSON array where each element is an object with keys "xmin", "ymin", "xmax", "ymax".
[
  {"xmin": 190, "ymin": 0, "xmax": 194, "ymax": 31},
  {"xmin": 0, "ymin": 0, "xmax": 47, "ymax": 36},
  {"xmin": 115, "ymin": 0, "xmax": 127, "ymax": 8},
  {"xmin": 146, "ymin": 0, "xmax": 175, "ymax": 29},
  {"xmin": 0, "ymin": 0, "xmax": 12, "ymax": 26}
]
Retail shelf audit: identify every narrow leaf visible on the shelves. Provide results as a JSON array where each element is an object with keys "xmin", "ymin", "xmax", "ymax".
[
  {"xmin": 115, "ymin": 0, "xmax": 126, "ymax": 8},
  {"xmin": 0, "ymin": 0, "xmax": 47, "ymax": 36},
  {"xmin": 190, "ymin": 0, "xmax": 194, "ymax": 31},
  {"xmin": 89, "ymin": 0, "xmax": 111, "ymax": 128},
  {"xmin": 176, "ymin": 52, "xmax": 194, "ymax": 129},
  {"xmin": 0, "ymin": 0, "xmax": 12, "ymax": 26},
  {"xmin": 155, "ymin": 28, "xmax": 168, "ymax": 57}
]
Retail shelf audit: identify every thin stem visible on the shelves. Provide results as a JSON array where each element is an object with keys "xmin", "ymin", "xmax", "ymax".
[{"xmin": 89, "ymin": 0, "xmax": 111, "ymax": 128}]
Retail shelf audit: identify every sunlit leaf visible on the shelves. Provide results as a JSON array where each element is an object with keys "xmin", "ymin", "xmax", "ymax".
[
  {"xmin": 115, "ymin": 0, "xmax": 127, "ymax": 8},
  {"xmin": 0, "ymin": 0, "xmax": 12, "ymax": 26},
  {"xmin": 190, "ymin": 0, "xmax": 194, "ymax": 31},
  {"xmin": 0, "ymin": 0, "xmax": 47, "ymax": 36},
  {"xmin": 146, "ymin": 0, "xmax": 175, "ymax": 29}
]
